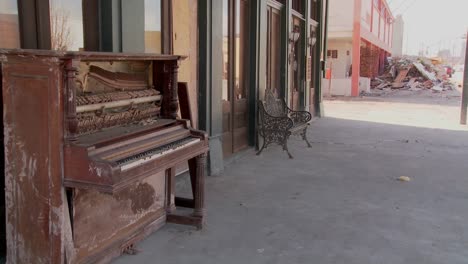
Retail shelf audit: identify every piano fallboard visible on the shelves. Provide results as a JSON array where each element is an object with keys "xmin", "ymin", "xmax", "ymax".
[{"xmin": 64, "ymin": 119, "xmax": 209, "ymax": 193}]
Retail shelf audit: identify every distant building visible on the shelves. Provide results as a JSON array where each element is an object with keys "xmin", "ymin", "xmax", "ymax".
[
  {"xmin": 391, "ymin": 15, "xmax": 404, "ymax": 56},
  {"xmin": 325, "ymin": 0, "xmax": 394, "ymax": 96},
  {"xmin": 461, "ymin": 40, "xmax": 467, "ymax": 61},
  {"xmin": 0, "ymin": 14, "xmax": 20, "ymax": 49}
]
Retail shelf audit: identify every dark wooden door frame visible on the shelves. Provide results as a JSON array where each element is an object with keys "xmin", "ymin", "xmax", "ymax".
[
  {"xmin": 17, "ymin": 0, "xmax": 52, "ymax": 49},
  {"xmin": 223, "ymin": 0, "xmax": 251, "ymax": 156},
  {"xmin": 265, "ymin": 1, "xmax": 284, "ymax": 97}
]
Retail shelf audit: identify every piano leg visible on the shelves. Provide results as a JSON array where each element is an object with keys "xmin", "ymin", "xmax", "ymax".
[
  {"xmin": 166, "ymin": 168, "xmax": 177, "ymax": 213},
  {"xmin": 193, "ymin": 153, "xmax": 207, "ymax": 219},
  {"xmin": 167, "ymin": 153, "xmax": 206, "ymax": 229}
]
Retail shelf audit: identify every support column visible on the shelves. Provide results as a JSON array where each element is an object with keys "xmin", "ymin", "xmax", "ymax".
[
  {"xmin": 315, "ymin": 0, "xmax": 326, "ymax": 116},
  {"xmin": 198, "ymin": 0, "xmax": 224, "ymax": 175},
  {"xmin": 351, "ymin": 0, "xmax": 362, "ymax": 97},
  {"xmin": 461, "ymin": 32, "xmax": 468, "ymax": 125}
]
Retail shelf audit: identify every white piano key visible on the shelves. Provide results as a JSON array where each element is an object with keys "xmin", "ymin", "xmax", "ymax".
[{"xmin": 119, "ymin": 138, "xmax": 201, "ymax": 171}]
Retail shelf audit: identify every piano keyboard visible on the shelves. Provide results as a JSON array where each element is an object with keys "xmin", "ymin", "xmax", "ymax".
[{"xmin": 116, "ymin": 137, "xmax": 201, "ymax": 171}]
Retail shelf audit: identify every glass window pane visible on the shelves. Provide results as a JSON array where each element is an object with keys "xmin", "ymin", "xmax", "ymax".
[
  {"xmin": 50, "ymin": 0, "xmax": 84, "ymax": 51},
  {"xmin": 144, "ymin": 0, "xmax": 161, "ymax": 53},
  {"xmin": 0, "ymin": 0, "xmax": 20, "ymax": 49},
  {"xmin": 234, "ymin": 0, "xmax": 248, "ymax": 100},
  {"xmin": 270, "ymin": 8, "xmax": 281, "ymax": 95},
  {"xmin": 292, "ymin": 0, "xmax": 303, "ymax": 14}
]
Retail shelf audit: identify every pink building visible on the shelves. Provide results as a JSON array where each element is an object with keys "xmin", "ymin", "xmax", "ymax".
[{"xmin": 325, "ymin": 0, "xmax": 394, "ymax": 96}]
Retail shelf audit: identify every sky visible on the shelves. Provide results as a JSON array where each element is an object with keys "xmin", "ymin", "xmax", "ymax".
[
  {"xmin": 387, "ymin": 0, "xmax": 468, "ymax": 57},
  {"xmin": 0, "ymin": 0, "xmax": 17, "ymax": 14}
]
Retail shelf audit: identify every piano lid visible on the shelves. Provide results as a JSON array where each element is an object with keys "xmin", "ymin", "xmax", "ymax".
[{"xmin": 74, "ymin": 119, "xmax": 177, "ymax": 148}]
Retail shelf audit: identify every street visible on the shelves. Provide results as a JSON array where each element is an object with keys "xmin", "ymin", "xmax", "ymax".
[{"xmin": 114, "ymin": 89, "xmax": 468, "ymax": 264}]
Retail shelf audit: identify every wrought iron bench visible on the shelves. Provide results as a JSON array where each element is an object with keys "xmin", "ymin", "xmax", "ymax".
[{"xmin": 257, "ymin": 89, "xmax": 312, "ymax": 159}]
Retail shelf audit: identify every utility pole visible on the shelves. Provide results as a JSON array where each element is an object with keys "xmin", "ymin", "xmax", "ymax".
[{"xmin": 461, "ymin": 31, "xmax": 468, "ymax": 125}]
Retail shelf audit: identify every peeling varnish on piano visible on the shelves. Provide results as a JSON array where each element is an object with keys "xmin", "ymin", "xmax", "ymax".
[
  {"xmin": 3, "ymin": 123, "xmax": 16, "ymax": 263},
  {"xmin": 89, "ymin": 164, "xmax": 103, "ymax": 178},
  {"xmin": 72, "ymin": 175, "xmax": 165, "ymax": 258},
  {"xmin": 1, "ymin": 50, "xmax": 206, "ymax": 263},
  {"xmin": 115, "ymin": 182, "xmax": 156, "ymax": 214}
]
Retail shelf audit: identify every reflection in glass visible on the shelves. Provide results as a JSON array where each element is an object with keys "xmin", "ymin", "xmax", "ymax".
[
  {"xmin": 266, "ymin": 6, "xmax": 281, "ymax": 96},
  {"xmin": 222, "ymin": 0, "xmax": 229, "ymax": 101},
  {"xmin": 234, "ymin": 0, "xmax": 248, "ymax": 100},
  {"xmin": 49, "ymin": 0, "xmax": 83, "ymax": 51},
  {"xmin": 144, "ymin": 0, "xmax": 161, "ymax": 53},
  {"xmin": 0, "ymin": 0, "xmax": 20, "ymax": 48}
]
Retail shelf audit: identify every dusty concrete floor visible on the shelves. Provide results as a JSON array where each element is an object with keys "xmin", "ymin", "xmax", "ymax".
[{"xmin": 114, "ymin": 89, "xmax": 468, "ymax": 264}]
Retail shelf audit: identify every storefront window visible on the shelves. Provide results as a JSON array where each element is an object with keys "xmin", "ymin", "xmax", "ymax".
[
  {"xmin": 292, "ymin": 0, "xmax": 304, "ymax": 15},
  {"xmin": 50, "ymin": 0, "xmax": 84, "ymax": 51},
  {"xmin": 0, "ymin": 0, "xmax": 20, "ymax": 49},
  {"xmin": 144, "ymin": 0, "xmax": 162, "ymax": 53},
  {"xmin": 235, "ymin": 0, "xmax": 248, "ymax": 100},
  {"xmin": 310, "ymin": 0, "xmax": 318, "ymax": 21}
]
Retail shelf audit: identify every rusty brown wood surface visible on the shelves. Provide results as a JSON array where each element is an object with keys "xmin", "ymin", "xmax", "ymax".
[
  {"xmin": 394, "ymin": 68, "xmax": 409, "ymax": 83},
  {"xmin": 2, "ymin": 54, "xmax": 65, "ymax": 264},
  {"xmin": 72, "ymin": 175, "xmax": 166, "ymax": 263},
  {"xmin": 1, "ymin": 50, "xmax": 208, "ymax": 263}
]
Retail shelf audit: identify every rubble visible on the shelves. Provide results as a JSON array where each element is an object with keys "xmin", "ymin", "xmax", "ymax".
[
  {"xmin": 413, "ymin": 62, "xmax": 437, "ymax": 82},
  {"xmin": 431, "ymin": 85, "xmax": 443, "ymax": 92},
  {"xmin": 370, "ymin": 56, "xmax": 457, "ymax": 93}
]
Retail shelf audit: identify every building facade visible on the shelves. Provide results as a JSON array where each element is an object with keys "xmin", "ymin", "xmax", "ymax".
[
  {"xmin": 391, "ymin": 14, "xmax": 404, "ymax": 57},
  {"xmin": 325, "ymin": 0, "xmax": 393, "ymax": 96},
  {"xmin": 199, "ymin": 0, "xmax": 327, "ymax": 174}
]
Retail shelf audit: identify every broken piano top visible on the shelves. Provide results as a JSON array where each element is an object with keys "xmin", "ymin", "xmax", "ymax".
[{"xmin": 31, "ymin": 50, "xmax": 210, "ymax": 193}]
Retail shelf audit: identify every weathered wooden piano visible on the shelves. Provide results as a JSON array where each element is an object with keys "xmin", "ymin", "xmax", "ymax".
[{"xmin": 0, "ymin": 49, "xmax": 208, "ymax": 263}]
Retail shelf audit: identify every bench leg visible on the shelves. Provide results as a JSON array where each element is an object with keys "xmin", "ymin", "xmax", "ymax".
[
  {"xmin": 301, "ymin": 127, "xmax": 312, "ymax": 148},
  {"xmin": 257, "ymin": 140, "xmax": 266, "ymax": 156},
  {"xmin": 256, "ymin": 138, "xmax": 268, "ymax": 156},
  {"xmin": 282, "ymin": 138, "xmax": 293, "ymax": 159}
]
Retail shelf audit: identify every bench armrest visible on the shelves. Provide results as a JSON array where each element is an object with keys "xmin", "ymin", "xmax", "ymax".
[{"xmin": 288, "ymin": 110, "xmax": 312, "ymax": 124}]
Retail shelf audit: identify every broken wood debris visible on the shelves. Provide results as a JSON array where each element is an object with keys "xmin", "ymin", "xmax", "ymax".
[{"xmin": 370, "ymin": 56, "xmax": 457, "ymax": 93}]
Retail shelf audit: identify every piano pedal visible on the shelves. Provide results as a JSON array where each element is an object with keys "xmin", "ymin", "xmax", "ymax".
[{"xmin": 121, "ymin": 243, "xmax": 141, "ymax": 255}]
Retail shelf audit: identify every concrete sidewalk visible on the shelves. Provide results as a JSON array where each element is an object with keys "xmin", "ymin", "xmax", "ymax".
[{"xmin": 115, "ymin": 95, "xmax": 468, "ymax": 264}]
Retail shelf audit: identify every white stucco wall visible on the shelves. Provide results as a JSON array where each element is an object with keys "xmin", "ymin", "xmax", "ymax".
[
  {"xmin": 322, "ymin": 77, "xmax": 370, "ymax": 97},
  {"xmin": 322, "ymin": 78, "xmax": 352, "ymax": 96},
  {"xmin": 328, "ymin": 0, "xmax": 354, "ymax": 38},
  {"xmin": 392, "ymin": 15, "xmax": 404, "ymax": 56},
  {"xmin": 327, "ymin": 39, "xmax": 353, "ymax": 79}
]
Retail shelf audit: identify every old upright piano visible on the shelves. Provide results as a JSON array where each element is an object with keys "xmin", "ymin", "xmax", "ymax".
[{"xmin": 0, "ymin": 49, "xmax": 208, "ymax": 263}]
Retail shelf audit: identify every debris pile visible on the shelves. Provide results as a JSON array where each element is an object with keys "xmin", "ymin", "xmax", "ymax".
[{"xmin": 371, "ymin": 57, "xmax": 456, "ymax": 93}]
